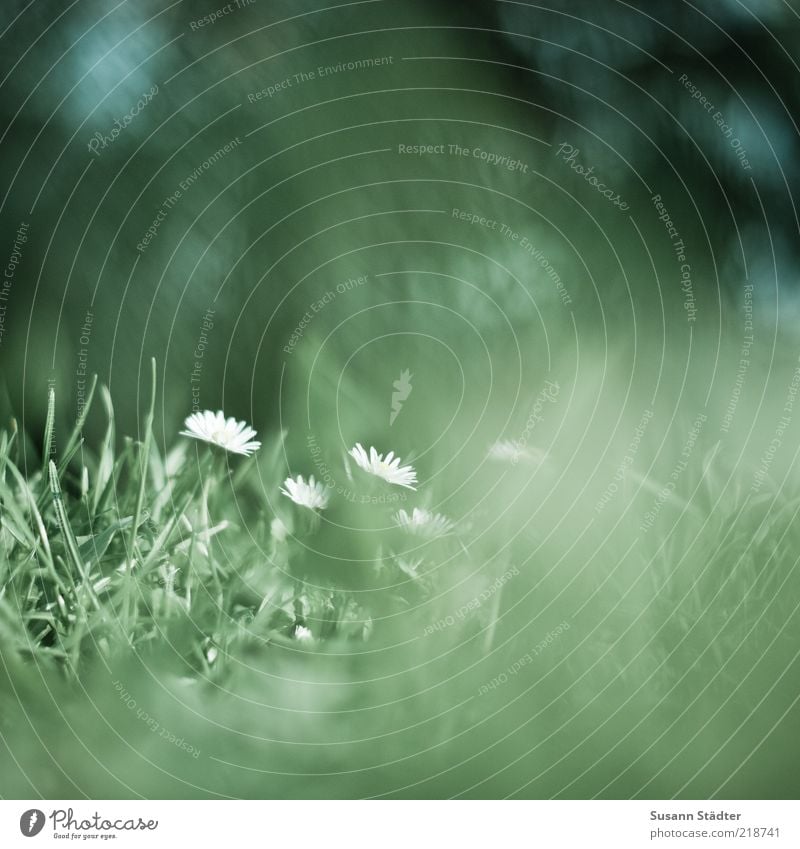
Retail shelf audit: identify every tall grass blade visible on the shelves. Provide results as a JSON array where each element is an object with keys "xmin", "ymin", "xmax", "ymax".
[
  {"xmin": 128, "ymin": 358, "xmax": 157, "ymax": 565},
  {"xmin": 48, "ymin": 461, "xmax": 85, "ymax": 578},
  {"xmin": 92, "ymin": 387, "xmax": 116, "ymax": 515},
  {"xmin": 41, "ymin": 386, "xmax": 55, "ymax": 481},
  {"xmin": 62, "ymin": 373, "xmax": 98, "ymax": 461}
]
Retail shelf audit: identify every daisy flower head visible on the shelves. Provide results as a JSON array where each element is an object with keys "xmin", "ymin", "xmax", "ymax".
[
  {"xmin": 393, "ymin": 507, "xmax": 454, "ymax": 538},
  {"xmin": 294, "ymin": 625, "xmax": 313, "ymax": 642},
  {"xmin": 348, "ymin": 443, "xmax": 417, "ymax": 490},
  {"xmin": 280, "ymin": 474, "xmax": 330, "ymax": 511},
  {"xmin": 180, "ymin": 410, "xmax": 261, "ymax": 456}
]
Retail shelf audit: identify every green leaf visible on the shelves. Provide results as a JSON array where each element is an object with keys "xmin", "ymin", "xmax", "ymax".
[
  {"xmin": 92, "ymin": 387, "xmax": 116, "ymax": 515},
  {"xmin": 41, "ymin": 386, "xmax": 55, "ymax": 481},
  {"xmin": 77, "ymin": 515, "xmax": 136, "ymax": 565}
]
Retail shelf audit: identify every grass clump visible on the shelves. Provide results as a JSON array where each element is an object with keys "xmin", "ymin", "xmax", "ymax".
[
  {"xmin": 0, "ymin": 363, "xmax": 384, "ymax": 684},
  {"xmin": 0, "ymin": 359, "xmax": 798, "ymax": 799}
]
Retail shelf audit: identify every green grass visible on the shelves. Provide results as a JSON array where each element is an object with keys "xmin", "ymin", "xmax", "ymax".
[
  {"xmin": 0, "ymin": 355, "xmax": 799, "ymax": 799},
  {"xmin": 0, "ymin": 364, "xmax": 374, "ymax": 681}
]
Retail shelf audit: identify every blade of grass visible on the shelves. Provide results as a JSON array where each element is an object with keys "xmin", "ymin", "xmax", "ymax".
[
  {"xmin": 138, "ymin": 474, "xmax": 205, "ymax": 576},
  {"xmin": 122, "ymin": 359, "xmax": 156, "ymax": 633},
  {"xmin": 49, "ymin": 460, "xmax": 85, "ymax": 574},
  {"xmin": 36, "ymin": 436, "xmax": 86, "ymax": 513},
  {"xmin": 49, "ymin": 460, "xmax": 100, "ymax": 612},
  {"xmin": 2, "ymin": 454, "xmax": 58, "ymax": 583},
  {"xmin": 128, "ymin": 358, "xmax": 156, "ymax": 565},
  {"xmin": 57, "ymin": 438, "xmax": 84, "ymax": 479},
  {"xmin": 41, "ymin": 386, "xmax": 55, "ymax": 481},
  {"xmin": 62, "ymin": 373, "xmax": 97, "ymax": 461},
  {"xmin": 94, "ymin": 439, "xmax": 134, "ymax": 519},
  {"xmin": 92, "ymin": 387, "xmax": 115, "ymax": 515},
  {"xmin": 78, "ymin": 515, "xmax": 134, "ymax": 565}
]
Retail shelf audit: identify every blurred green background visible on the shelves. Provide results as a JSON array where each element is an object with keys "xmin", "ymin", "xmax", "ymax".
[{"xmin": 0, "ymin": 0, "xmax": 798, "ymax": 799}]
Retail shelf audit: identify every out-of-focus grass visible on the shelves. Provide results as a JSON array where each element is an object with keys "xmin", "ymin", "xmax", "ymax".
[{"xmin": 0, "ymin": 341, "xmax": 799, "ymax": 800}]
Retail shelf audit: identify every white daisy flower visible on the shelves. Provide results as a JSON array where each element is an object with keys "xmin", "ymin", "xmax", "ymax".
[
  {"xmin": 393, "ymin": 507, "xmax": 454, "ymax": 538},
  {"xmin": 180, "ymin": 410, "xmax": 261, "ymax": 456},
  {"xmin": 280, "ymin": 474, "xmax": 330, "ymax": 510},
  {"xmin": 294, "ymin": 625, "xmax": 313, "ymax": 641},
  {"xmin": 348, "ymin": 443, "xmax": 417, "ymax": 489}
]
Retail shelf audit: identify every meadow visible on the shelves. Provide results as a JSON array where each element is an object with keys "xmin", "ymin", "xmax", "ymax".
[
  {"xmin": 1, "ymin": 0, "xmax": 799, "ymax": 801},
  {"xmin": 1, "ymin": 322, "xmax": 798, "ymax": 798}
]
